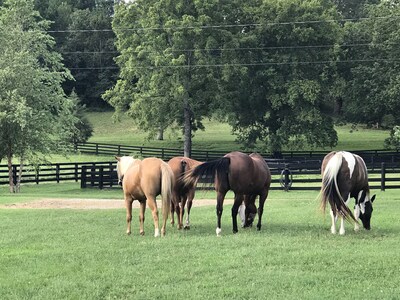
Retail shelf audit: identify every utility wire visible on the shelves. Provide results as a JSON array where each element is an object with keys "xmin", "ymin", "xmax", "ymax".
[
  {"xmin": 61, "ymin": 42, "xmax": 395, "ymax": 55},
  {"xmin": 68, "ymin": 58, "xmax": 400, "ymax": 70},
  {"xmin": 47, "ymin": 15, "xmax": 400, "ymax": 33}
]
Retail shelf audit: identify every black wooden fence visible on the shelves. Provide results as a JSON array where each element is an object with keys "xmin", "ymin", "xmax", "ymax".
[
  {"xmin": 1, "ymin": 160, "xmax": 399, "ymax": 191},
  {"xmin": 75, "ymin": 142, "xmax": 400, "ymax": 165}
]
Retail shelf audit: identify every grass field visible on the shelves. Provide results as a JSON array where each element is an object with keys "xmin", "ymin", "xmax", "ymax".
[
  {"xmin": 86, "ymin": 111, "xmax": 390, "ymax": 151},
  {"xmin": 0, "ymin": 185, "xmax": 399, "ymax": 299}
]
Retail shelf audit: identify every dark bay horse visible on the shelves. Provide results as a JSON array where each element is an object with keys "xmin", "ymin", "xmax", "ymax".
[
  {"xmin": 320, "ymin": 151, "xmax": 376, "ymax": 235},
  {"xmin": 116, "ymin": 156, "xmax": 174, "ymax": 237},
  {"xmin": 168, "ymin": 157, "xmax": 202, "ymax": 230},
  {"xmin": 185, "ymin": 151, "xmax": 271, "ymax": 236}
]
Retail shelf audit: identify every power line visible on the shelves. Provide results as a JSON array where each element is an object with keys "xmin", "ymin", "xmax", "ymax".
[
  {"xmin": 47, "ymin": 15, "xmax": 400, "ymax": 33},
  {"xmin": 61, "ymin": 42, "xmax": 395, "ymax": 56},
  {"xmin": 68, "ymin": 58, "xmax": 400, "ymax": 70}
]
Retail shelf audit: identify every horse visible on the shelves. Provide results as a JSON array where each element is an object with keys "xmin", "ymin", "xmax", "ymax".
[
  {"xmin": 319, "ymin": 151, "xmax": 376, "ymax": 235},
  {"xmin": 115, "ymin": 156, "xmax": 174, "ymax": 237},
  {"xmin": 184, "ymin": 151, "xmax": 271, "ymax": 236},
  {"xmin": 167, "ymin": 157, "xmax": 202, "ymax": 230}
]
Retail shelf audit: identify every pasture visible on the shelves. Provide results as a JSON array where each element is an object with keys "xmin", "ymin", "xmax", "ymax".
[{"xmin": 1, "ymin": 184, "xmax": 399, "ymax": 299}]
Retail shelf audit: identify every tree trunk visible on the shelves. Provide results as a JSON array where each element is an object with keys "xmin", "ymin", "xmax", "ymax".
[
  {"xmin": 15, "ymin": 156, "xmax": 24, "ymax": 193},
  {"xmin": 7, "ymin": 148, "xmax": 14, "ymax": 193},
  {"xmin": 157, "ymin": 126, "xmax": 164, "ymax": 140},
  {"xmin": 183, "ymin": 99, "xmax": 192, "ymax": 158}
]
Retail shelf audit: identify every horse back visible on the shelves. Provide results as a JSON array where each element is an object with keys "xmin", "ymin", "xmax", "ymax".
[{"xmin": 225, "ymin": 152, "xmax": 270, "ymax": 194}]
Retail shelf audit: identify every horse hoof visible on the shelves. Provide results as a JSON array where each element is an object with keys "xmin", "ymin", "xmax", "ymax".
[
  {"xmin": 126, "ymin": 231, "xmax": 131, "ymax": 235},
  {"xmin": 140, "ymin": 231, "xmax": 145, "ymax": 236},
  {"xmin": 233, "ymin": 230, "xmax": 238, "ymax": 234},
  {"xmin": 184, "ymin": 225, "xmax": 190, "ymax": 230}
]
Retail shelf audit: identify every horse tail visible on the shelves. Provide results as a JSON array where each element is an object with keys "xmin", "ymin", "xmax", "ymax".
[
  {"xmin": 160, "ymin": 162, "xmax": 173, "ymax": 220},
  {"xmin": 320, "ymin": 152, "xmax": 357, "ymax": 222},
  {"xmin": 184, "ymin": 157, "xmax": 230, "ymax": 188}
]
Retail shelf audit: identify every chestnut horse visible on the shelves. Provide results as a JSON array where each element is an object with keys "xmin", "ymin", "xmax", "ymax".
[
  {"xmin": 115, "ymin": 156, "xmax": 174, "ymax": 237},
  {"xmin": 185, "ymin": 151, "xmax": 271, "ymax": 236},
  {"xmin": 168, "ymin": 157, "xmax": 202, "ymax": 230},
  {"xmin": 319, "ymin": 151, "xmax": 376, "ymax": 235}
]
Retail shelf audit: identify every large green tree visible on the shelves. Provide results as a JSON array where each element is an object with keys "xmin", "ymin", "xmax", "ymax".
[
  {"xmin": 0, "ymin": 0, "xmax": 79, "ymax": 192},
  {"xmin": 105, "ymin": 0, "xmax": 238, "ymax": 156},
  {"xmin": 34, "ymin": 0, "xmax": 118, "ymax": 108},
  {"xmin": 217, "ymin": 0, "xmax": 340, "ymax": 153},
  {"xmin": 341, "ymin": 1, "xmax": 400, "ymax": 127}
]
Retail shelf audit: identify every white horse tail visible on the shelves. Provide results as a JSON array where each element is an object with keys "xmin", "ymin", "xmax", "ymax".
[
  {"xmin": 160, "ymin": 162, "xmax": 174, "ymax": 220},
  {"xmin": 320, "ymin": 152, "xmax": 357, "ymax": 222}
]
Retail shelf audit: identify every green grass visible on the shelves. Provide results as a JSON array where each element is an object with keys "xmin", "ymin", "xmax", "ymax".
[
  {"xmin": 87, "ymin": 111, "xmax": 391, "ymax": 151},
  {"xmin": 0, "ymin": 188, "xmax": 399, "ymax": 299}
]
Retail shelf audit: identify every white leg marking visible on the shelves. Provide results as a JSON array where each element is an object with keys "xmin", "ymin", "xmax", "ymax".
[
  {"xmin": 330, "ymin": 209, "xmax": 337, "ymax": 234},
  {"xmin": 354, "ymin": 205, "xmax": 360, "ymax": 232},
  {"xmin": 238, "ymin": 202, "xmax": 245, "ymax": 227},
  {"xmin": 216, "ymin": 227, "xmax": 222, "ymax": 236},
  {"xmin": 339, "ymin": 217, "xmax": 345, "ymax": 235},
  {"xmin": 154, "ymin": 228, "xmax": 160, "ymax": 237},
  {"xmin": 342, "ymin": 151, "xmax": 356, "ymax": 178}
]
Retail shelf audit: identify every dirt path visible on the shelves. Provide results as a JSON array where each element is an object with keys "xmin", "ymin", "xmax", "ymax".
[{"xmin": 0, "ymin": 198, "xmax": 233, "ymax": 209}]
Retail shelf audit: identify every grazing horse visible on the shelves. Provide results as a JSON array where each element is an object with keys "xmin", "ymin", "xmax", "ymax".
[
  {"xmin": 185, "ymin": 151, "xmax": 271, "ymax": 236},
  {"xmin": 115, "ymin": 156, "xmax": 174, "ymax": 237},
  {"xmin": 320, "ymin": 151, "xmax": 376, "ymax": 235},
  {"xmin": 167, "ymin": 157, "xmax": 202, "ymax": 230}
]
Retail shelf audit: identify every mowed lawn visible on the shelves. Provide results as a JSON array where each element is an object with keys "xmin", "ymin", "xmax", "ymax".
[{"xmin": 0, "ymin": 185, "xmax": 399, "ymax": 299}]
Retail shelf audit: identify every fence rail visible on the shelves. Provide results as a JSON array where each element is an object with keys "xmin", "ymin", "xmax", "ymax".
[
  {"xmin": 75, "ymin": 142, "xmax": 400, "ymax": 165},
  {"xmin": 1, "ymin": 142, "xmax": 400, "ymax": 191},
  {"xmin": 2, "ymin": 160, "xmax": 400, "ymax": 191}
]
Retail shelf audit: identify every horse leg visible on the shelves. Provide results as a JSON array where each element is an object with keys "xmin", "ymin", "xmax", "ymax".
[
  {"xmin": 170, "ymin": 199, "xmax": 175, "ymax": 227},
  {"xmin": 125, "ymin": 195, "xmax": 133, "ymax": 235},
  {"xmin": 179, "ymin": 196, "xmax": 187, "ymax": 230},
  {"xmin": 354, "ymin": 202, "xmax": 361, "ymax": 232},
  {"xmin": 184, "ymin": 193, "xmax": 193, "ymax": 230},
  {"xmin": 244, "ymin": 195, "xmax": 257, "ymax": 228},
  {"xmin": 216, "ymin": 191, "xmax": 227, "ymax": 236},
  {"xmin": 231, "ymin": 194, "xmax": 243, "ymax": 234},
  {"xmin": 339, "ymin": 195, "xmax": 351, "ymax": 235},
  {"xmin": 238, "ymin": 198, "xmax": 246, "ymax": 228},
  {"xmin": 139, "ymin": 200, "xmax": 146, "ymax": 236},
  {"xmin": 256, "ymin": 192, "xmax": 268, "ymax": 231},
  {"xmin": 330, "ymin": 209, "xmax": 337, "ymax": 234},
  {"xmin": 146, "ymin": 196, "xmax": 160, "ymax": 237}
]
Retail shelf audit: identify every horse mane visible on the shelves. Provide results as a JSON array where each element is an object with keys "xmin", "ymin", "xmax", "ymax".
[{"xmin": 319, "ymin": 152, "xmax": 357, "ymax": 223}]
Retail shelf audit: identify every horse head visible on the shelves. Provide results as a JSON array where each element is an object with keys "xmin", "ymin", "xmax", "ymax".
[
  {"xmin": 115, "ymin": 156, "xmax": 137, "ymax": 186},
  {"xmin": 357, "ymin": 192, "xmax": 376, "ymax": 230}
]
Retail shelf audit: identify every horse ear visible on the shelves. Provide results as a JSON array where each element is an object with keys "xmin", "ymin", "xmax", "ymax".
[
  {"xmin": 115, "ymin": 156, "xmax": 120, "ymax": 161},
  {"xmin": 371, "ymin": 194, "xmax": 376, "ymax": 202}
]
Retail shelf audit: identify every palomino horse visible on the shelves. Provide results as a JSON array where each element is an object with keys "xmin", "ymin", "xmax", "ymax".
[
  {"xmin": 185, "ymin": 151, "xmax": 271, "ymax": 236},
  {"xmin": 320, "ymin": 151, "xmax": 376, "ymax": 235},
  {"xmin": 115, "ymin": 156, "xmax": 174, "ymax": 237},
  {"xmin": 167, "ymin": 157, "xmax": 202, "ymax": 230}
]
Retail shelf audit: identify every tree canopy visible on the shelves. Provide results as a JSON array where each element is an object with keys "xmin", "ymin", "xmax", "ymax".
[{"xmin": 0, "ymin": 0, "xmax": 79, "ymax": 191}]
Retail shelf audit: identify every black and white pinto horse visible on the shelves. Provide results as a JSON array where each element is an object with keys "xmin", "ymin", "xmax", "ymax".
[{"xmin": 320, "ymin": 151, "xmax": 376, "ymax": 235}]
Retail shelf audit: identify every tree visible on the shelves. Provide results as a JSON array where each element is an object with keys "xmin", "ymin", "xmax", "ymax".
[
  {"xmin": 217, "ymin": 0, "xmax": 340, "ymax": 153},
  {"xmin": 34, "ymin": 0, "xmax": 118, "ymax": 108},
  {"xmin": 0, "ymin": 0, "xmax": 79, "ymax": 192},
  {"xmin": 104, "ymin": 0, "xmax": 238, "ymax": 156},
  {"xmin": 340, "ymin": 1, "xmax": 400, "ymax": 127}
]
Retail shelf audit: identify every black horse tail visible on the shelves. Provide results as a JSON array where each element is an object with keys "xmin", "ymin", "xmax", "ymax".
[
  {"xmin": 319, "ymin": 152, "xmax": 357, "ymax": 223},
  {"xmin": 184, "ymin": 157, "xmax": 230, "ymax": 189}
]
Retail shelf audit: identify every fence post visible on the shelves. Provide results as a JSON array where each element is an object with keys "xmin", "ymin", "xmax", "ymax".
[
  {"xmin": 381, "ymin": 162, "xmax": 386, "ymax": 191},
  {"xmin": 75, "ymin": 163, "xmax": 79, "ymax": 182},
  {"xmin": 95, "ymin": 143, "xmax": 99, "ymax": 155},
  {"xmin": 99, "ymin": 166, "xmax": 104, "ymax": 189},
  {"xmin": 90, "ymin": 166, "xmax": 96, "ymax": 187},
  {"xmin": 81, "ymin": 166, "xmax": 87, "ymax": 188},
  {"xmin": 56, "ymin": 164, "xmax": 60, "ymax": 183},
  {"xmin": 12, "ymin": 165, "xmax": 17, "ymax": 187}
]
